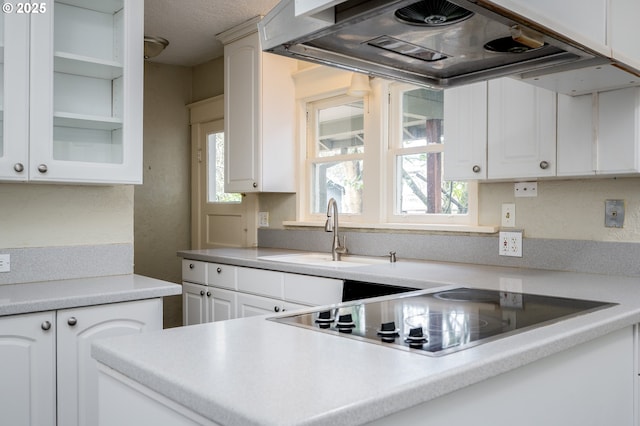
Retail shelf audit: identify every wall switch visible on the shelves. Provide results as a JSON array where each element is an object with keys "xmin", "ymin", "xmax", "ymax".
[
  {"xmin": 605, "ymin": 200, "xmax": 624, "ymax": 228},
  {"xmin": 258, "ymin": 212, "xmax": 269, "ymax": 227},
  {"xmin": 499, "ymin": 231, "xmax": 523, "ymax": 257},
  {"xmin": 514, "ymin": 182, "xmax": 537, "ymax": 197},
  {"xmin": 501, "ymin": 203, "xmax": 516, "ymax": 227},
  {"xmin": 0, "ymin": 254, "xmax": 10, "ymax": 273}
]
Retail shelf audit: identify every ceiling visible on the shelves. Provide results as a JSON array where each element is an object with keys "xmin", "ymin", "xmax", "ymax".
[{"xmin": 144, "ymin": 0, "xmax": 281, "ymax": 67}]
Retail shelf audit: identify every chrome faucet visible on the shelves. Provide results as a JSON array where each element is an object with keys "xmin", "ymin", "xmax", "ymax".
[{"xmin": 324, "ymin": 198, "xmax": 347, "ymax": 261}]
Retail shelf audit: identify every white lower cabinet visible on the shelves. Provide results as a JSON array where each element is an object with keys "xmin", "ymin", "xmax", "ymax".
[
  {"xmin": 0, "ymin": 298, "xmax": 162, "ymax": 426},
  {"xmin": 182, "ymin": 282, "xmax": 237, "ymax": 326},
  {"xmin": 0, "ymin": 311, "xmax": 56, "ymax": 426},
  {"xmin": 182, "ymin": 261, "xmax": 344, "ymax": 325}
]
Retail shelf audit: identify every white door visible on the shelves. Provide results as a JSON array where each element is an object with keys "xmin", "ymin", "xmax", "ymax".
[
  {"xmin": 56, "ymin": 299, "xmax": 162, "ymax": 426},
  {"xmin": 210, "ymin": 287, "xmax": 237, "ymax": 321},
  {"xmin": 182, "ymin": 281, "xmax": 208, "ymax": 326},
  {"xmin": 0, "ymin": 311, "xmax": 56, "ymax": 426},
  {"xmin": 192, "ymin": 119, "xmax": 257, "ymax": 249}
]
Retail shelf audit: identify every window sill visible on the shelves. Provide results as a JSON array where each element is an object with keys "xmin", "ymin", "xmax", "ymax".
[{"xmin": 282, "ymin": 221, "xmax": 499, "ymax": 234}]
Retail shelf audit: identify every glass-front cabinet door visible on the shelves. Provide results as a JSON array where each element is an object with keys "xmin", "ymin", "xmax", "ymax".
[
  {"xmin": 0, "ymin": 0, "xmax": 142, "ymax": 184},
  {"xmin": 0, "ymin": 8, "xmax": 30, "ymax": 181}
]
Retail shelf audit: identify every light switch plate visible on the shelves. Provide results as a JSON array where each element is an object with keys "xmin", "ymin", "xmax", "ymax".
[
  {"xmin": 0, "ymin": 254, "xmax": 10, "ymax": 273},
  {"xmin": 258, "ymin": 212, "xmax": 269, "ymax": 227},
  {"xmin": 605, "ymin": 200, "xmax": 624, "ymax": 228},
  {"xmin": 501, "ymin": 203, "xmax": 515, "ymax": 227}
]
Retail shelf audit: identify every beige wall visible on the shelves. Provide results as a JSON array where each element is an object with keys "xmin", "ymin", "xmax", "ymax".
[
  {"xmin": 191, "ymin": 57, "xmax": 224, "ymax": 102},
  {"xmin": 134, "ymin": 62, "xmax": 193, "ymax": 328},
  {"xmin": 0, "ymin": 184, "xmax": 133, "ymax": 249},
  {"xmin": 479, "ymin": 177, "xmax": 640, "ymax": 242}
]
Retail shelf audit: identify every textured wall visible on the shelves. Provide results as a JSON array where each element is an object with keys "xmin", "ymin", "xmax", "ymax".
[{"xmin": 135, "ymin": 62, "xmax": 192, "ymax": 328}]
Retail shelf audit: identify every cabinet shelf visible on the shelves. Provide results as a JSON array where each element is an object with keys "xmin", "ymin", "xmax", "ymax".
[
  {"xmin": 54, "ymin": 52, "xmax": 123, "ymax": 80},
  {"xmin": 54, "ymin": 112, "xmax": 122, "ymax": 131}
]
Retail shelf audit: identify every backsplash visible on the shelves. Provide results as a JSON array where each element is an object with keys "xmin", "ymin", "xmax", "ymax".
[
  {"xmin": 259, "ymin": 229, "xmax": 640, "ymax": 277},
  {"xmin": 0, "ymin": 244, "xmax": 133, "ymax": 285}
]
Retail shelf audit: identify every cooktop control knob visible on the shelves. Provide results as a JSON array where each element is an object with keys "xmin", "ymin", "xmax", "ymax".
[
  {"xmin": 335, "ymin": 313, "xmax": 356, "ymax": 333},
  {"xmin": 377, "ymin": 321, "xmax": 399, "ymax": 342},
  {"xmin": 405, "ymin": 327, "xmax": 428, "ymax": 347},
  {"xmin": 315, "ymin": 310, "xmax": 335, "ymax": 329}
]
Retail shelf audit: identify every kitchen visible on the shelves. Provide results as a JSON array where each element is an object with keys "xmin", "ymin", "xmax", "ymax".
[{"xmin": 2, "ymin": 0, "xmax": 640, "ymax": 424}]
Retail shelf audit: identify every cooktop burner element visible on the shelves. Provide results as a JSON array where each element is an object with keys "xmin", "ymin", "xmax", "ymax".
[{"xmin": 270, "ymin": 287, "xmax": 615, "ymax": 356}]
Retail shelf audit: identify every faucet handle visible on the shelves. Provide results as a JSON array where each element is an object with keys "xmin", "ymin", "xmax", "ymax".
[{"xmin": 389, "ymin": 251, "xmax": 396, "ymax": 263}]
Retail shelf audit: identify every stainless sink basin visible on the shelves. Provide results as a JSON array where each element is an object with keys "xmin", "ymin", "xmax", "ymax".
[{"xmin": 258, "ymin": 253, "xmax": 389, "ymax": 268}]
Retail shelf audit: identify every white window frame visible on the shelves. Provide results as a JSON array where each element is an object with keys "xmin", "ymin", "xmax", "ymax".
[
  {"xmin": 386, "ymin": 82, "xmax": 478, "ymax": 226},
  {"xmin": 291, "ymin": 66, "xmax": 485, "ymax": 232}
]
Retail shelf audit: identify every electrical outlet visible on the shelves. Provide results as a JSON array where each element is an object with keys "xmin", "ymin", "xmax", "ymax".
[
  {"xmin": 258, "ymin": 212, "xmax": 269, "ymax": 227},
  {"xmin": 0, "ymin": 254, "xmax": 10, "ymax": 273},
  {"xmin": 514, "ymin": 182, "xmax": 537, "ymax": 197},
  {"xmin": 605, "ymin": 200, "xmax": 624, "ymax": 228},
  {"xmin": 501, "ymin": 203, "xmax": 515, "ymax": 227},
  {"xmin": 499, "ymin": 231, "xmax": 523, "ymax": 257}
]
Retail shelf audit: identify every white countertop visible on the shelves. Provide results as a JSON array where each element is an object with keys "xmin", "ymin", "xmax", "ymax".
[
  {"xmin": 0, "ymin": 274, "xmax": 182, "ymax": 316},
  {"xmin": 92, "ymin": 249, "xmax": 640, "ymax": 425}
]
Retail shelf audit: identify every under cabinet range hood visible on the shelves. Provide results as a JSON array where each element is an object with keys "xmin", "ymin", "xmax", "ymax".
[{"xmin": 258, "ymin": 0, "xmax": 639, "ymax": 94}]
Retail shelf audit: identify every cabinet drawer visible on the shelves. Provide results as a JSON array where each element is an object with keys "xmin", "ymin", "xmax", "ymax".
[
  {"xmin": 237, "ymin": 267, "xmax": 283, "ymax": 299},
  {"xmin": 182, "ymin": 260, "xmax": 207, "ymax": 284},
  {"xmin": 207, "ymin": 263, "xmax": 236, "ymax": 290},
  {"xmin": 284, "ymin": 274, "xmax": 343, "ymax": 306}
]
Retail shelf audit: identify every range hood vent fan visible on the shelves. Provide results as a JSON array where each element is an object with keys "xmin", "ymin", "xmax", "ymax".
[{"xmin": 394, "ymin": 0, "xmax": 474, "ymax": 27}]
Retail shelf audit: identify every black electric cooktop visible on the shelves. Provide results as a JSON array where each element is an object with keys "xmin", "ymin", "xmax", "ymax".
[{"xmin": 270, "ymin": 287, "xmax": 615, "ymax": 356}]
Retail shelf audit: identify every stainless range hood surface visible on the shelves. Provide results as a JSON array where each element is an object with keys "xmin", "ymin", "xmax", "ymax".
[{"xmin": 258, "ymin": 0, "xmax": 636, "ymax": 94}]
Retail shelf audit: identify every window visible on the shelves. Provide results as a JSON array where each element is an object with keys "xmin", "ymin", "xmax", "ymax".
[
  {"xmin": 306, "ymin": 96, "xmax": 373, "ymax": 221},
  {"xmin": 207, "ymin": 131, "xmax": 241, "ymax": 203},
  {"xmin": 299, "ymin": 73, "xmax": 477, "ymax": 229},
  {"xmin": 387, "ymin": 84, "xmax": 472, "ymax": 224}
]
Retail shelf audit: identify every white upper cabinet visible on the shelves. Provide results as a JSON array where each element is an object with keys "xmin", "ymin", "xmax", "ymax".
[
  {"xmin": 487, "ymin": 78, "xmax": 556, "ymax": 179},
  {"xmin": 1, "ymin": 0, "xmax": 143, "ymax": 184},
  {"xmin": 557, "ymin": 93, "xmax": 595, "ymax": 176},
  {"xmin": 609, "ymin": 0, "xmax": 640, "ymax": 71},
  {"xmin": 597, "ymin": 87, "xmax": 640, "ymax": 174},
  {"xmin": 218, "ymin": 17, "xmax": 297, "ymax": 193},
  {"xmin": 443, "ymin": 81, "xmax": 488, "ymax": 180}
]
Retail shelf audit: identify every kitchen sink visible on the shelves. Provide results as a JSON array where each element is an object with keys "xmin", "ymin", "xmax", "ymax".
[{"xmin": 258, "ymin": 253, "xmax": 389, "ymax": 268}]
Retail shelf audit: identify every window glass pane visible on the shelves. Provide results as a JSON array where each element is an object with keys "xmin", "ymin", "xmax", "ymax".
[
  {"xmin": 317, "ymin": 101, "xmax": 364, "ymax": 157},
  {"xmin": 402, "ymin": 88, "xmax": 443, "ymax": 148},
  {"xmin": 207, "ymin": 132, "xmax": 241, "ymax": 203},
  {"xmin": 397, "ymin": 153, "xmax": 468, "ymax": 214},
  {"xmin": 311, "ymin": 160, "xmax": 363, "ymax": 214}
]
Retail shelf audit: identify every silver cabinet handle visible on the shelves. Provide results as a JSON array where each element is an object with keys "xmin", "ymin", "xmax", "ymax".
[
  {"xmin": 200, "ymin": 290, "xmax": 205, "ymax": 296},
  {"xmin": 216, "ymin": 267, "xmax": 222, "ymax": 273},
  {"xmin": 472, "ymin": 165, "xmax": 481, "ymax": 173},
  {"xmin": 539, "ymin": 161, "xmax": 549, "ymax": 170},
  {"xmin": 41, "ymin": 321, "xmax": 51, "ymax": 331},
  {"xmin": 189, "ymin": 263, "xmax": 195, "ymax": 269},
  {"xmin": 206, "ymin": 291, "xmax": 211, "ymax": 297},
  {"xmin": 13, "ymin": 163, "xmax": 24, "ymax": 173},
  {"xmin": 274, "ymin": 306, "xmax": 280, "ymax": 312},
  {"xmin": 67, "ymin": 317, "xmax": 77, "ymax": 326},
  {"xmin": 37, "ymin": 164, "xmax": 48, "ymax": 173}
]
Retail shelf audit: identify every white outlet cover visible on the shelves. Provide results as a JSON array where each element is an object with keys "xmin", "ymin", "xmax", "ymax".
[
  {"xmin": 514, "ymin": 182, "xmax": 537, "ymax": 197},
  {"xmin": 499, "ymin": 231, "xmax": 523, "ymax": 257},
  {"xmin": 0, "ymin": 254, "xmax": 10, "ymax": 272}
]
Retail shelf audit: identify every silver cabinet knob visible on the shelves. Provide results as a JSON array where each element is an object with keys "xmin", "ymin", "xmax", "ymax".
[
  {"xmin": 200, "ymin": 290, "xmax": 205, "ymax": 296},
  {"xmin": 252, "ymin": 182, "xmax": 258, "ymax": 188},
  {"xmin": 41, "ymin": 321, "xmax": 51, "ymax": 331},
  {"xmin": 274, "ymin": 306, "xmax": 280, "ymax": 312},
  {"xmin": 472, "ymin": 165, "xmax": 481, "ymax": 173},
  {"xmin": 37, "ymin": 164, "xmax": 48, "ymax": 173},
  {"xmin": 216, "ymin": 267, "xmax": 222, "ymax": 274},
  {"xmin": 13, "ymin": 163, "xmax": 24, "ymax": 173},
  {"xmin": 539, "ymin": 161, "xmax": 549, "ymax": 170},
  {"xmin": 67, "ymin": 317, "xmax": 77, "ymax": 326},
  {"xmin": 189, "ymin": 263, "xmax": 195, "ymax": 269},
  {"xmin": 206, "ymin": 291, "xmax": 211, "ymax": 297}
]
